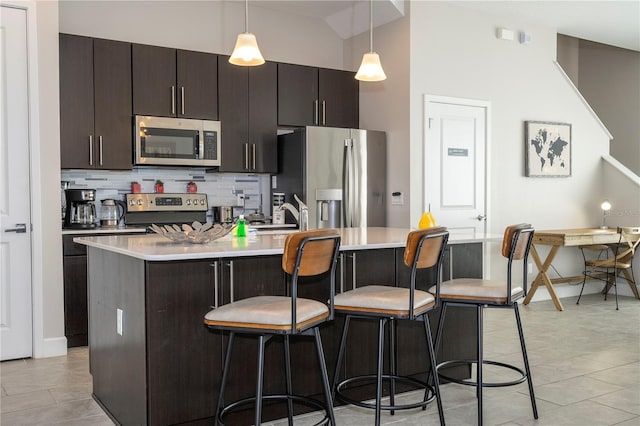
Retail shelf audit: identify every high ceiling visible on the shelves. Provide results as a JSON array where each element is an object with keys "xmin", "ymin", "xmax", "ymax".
[{"xmin": 254, "ymin": 0, "xmax": 640, "ymax": 51}]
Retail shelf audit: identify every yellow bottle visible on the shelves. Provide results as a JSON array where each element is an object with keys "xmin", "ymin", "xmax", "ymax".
[{"xmin": 418, "ymin": 212, "xmax": 436, "ymax": 229}]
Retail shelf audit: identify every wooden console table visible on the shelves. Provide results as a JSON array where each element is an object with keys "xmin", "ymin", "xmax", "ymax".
[{"xmin": 523, "ymin": 228, "xmax": 624, "ymax": 311}]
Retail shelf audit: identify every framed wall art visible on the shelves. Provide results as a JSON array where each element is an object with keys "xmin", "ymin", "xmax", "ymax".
[{"xmin": 524, "ymin": 121, "xmax": 572, "ymax": 177}]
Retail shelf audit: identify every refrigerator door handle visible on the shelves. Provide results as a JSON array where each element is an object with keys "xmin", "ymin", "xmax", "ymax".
[
  {"xmin": 342, "ymin": 139, "xmax": 351, "ymax": 227},
  {"xmin": 343, "ymin": 138, "xmax": 356, "ymax": 227}
]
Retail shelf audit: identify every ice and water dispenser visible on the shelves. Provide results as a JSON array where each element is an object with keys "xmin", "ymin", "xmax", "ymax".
[{"xmin": 316, "ymin": 189, "xmax": 342, "ymax": 229}]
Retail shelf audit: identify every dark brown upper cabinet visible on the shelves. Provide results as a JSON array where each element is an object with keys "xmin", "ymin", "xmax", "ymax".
[
  {"xmin": 277, "ymin": 63, "xmax": 359, "ymax": 129},
  {"xmin": 59, "ymin": 34, "xmax": 132, "ymax": 170},
  {"xmin": 218, "ymin": 58, "xmax": 277, "ymax": 173},
  {"xmin": 132, "ymin": 44, "xmax": 218, "ymax": 120}
]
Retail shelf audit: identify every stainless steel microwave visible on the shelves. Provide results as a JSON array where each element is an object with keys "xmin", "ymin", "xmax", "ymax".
[{"xmin": 134, "ymin": 116, "xmax": 221, "ymax": 167}]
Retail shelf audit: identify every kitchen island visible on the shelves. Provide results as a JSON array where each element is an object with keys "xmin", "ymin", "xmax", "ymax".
[{"xmin": 76, "ymin": 228, "xmax": 495, "ymax": 425}]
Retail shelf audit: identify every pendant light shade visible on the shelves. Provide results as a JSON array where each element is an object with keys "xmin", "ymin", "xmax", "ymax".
[
  {"xmin": 355, "ymin": 52, "xmax": 386, "ymax": 81},
  {"xmin": 356, "ymin": 0, "xmax": 386, "ymax": 81},
  {"xmin": 229, "ymin": 0, "xmax": 265, "ymax": 66}
]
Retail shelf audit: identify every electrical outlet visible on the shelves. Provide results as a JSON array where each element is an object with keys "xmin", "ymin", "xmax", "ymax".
[
  {"xmin": 117, "ymin": 308, "xmax": 123, "ymax": 336},
  {"xmin": 237, "ymin": 193, "xmax": 245, "ymax": 206}
]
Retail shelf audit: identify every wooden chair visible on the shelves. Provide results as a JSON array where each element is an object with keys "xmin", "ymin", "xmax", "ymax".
[
  {"xmin": 204, "ymin": 229, "xmax": 341, "ymax": 425},
  {"xmin": 331, "ymin": 227, "xmax": 449, "ymax": 426},
  {"xmin": 577, "ymin": 226, "xmax": 640, "ymax": 309},
  {"xmin": 431, "ymin": 224, "xmax": 537, "ymax": 426}
]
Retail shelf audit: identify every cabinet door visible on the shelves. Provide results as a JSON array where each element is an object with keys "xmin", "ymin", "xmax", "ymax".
[
  {"xmin": 218, "ymin": 57, "xmax": 249, "ymax": 172},
  {"xmin": 59, "ymin": 34, "xmax": 94, "ymax": 169},
  {"xmin": 277, "ymin": 63, "xmax": 318, "ymax": 127},
  {"xmin": 63, "ymin": 255, "xmax": 88, "ymax": 347},
  {"xmin": 93, "ymin": 38, "xmax": 132, "ymax": 170},
  {"xmin": 249, "ymin": 62, "xmax": 278, "ymax": 173},
  {"xmin": 319, "ymin": 68, "xmax": 359, "ymax": 128},
  {"xmin": 132, "ymin": 44, "xmax": 177, "ymax": 117},
  {"xmin": 177, "ymin": 50, "xmax": 218, "ymax": 120},
  {"xmin": 146, "ymin": 260, "xmax": 220, "ymax": 425}
]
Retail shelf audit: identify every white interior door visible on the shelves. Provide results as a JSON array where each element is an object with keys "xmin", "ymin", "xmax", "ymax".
[
  {"xmin": 1, "ymin": 5, "xmax": 33, "ymax": 360},
  {"xmin": 424, "ymin": 96, "xmax": 488, "ymax": 237}
]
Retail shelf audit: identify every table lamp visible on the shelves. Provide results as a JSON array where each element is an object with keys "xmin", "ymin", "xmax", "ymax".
[{"xmin": 600, "ymin": 200, "xmax": 612, "ymax": 229}]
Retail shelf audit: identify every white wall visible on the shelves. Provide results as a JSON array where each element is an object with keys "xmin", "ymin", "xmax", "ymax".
[
  {"xmin": 59, "ymin": 0, "xmax": 346, "ymax": 69},
  {"xmin": 409, "ymin": 2, "xmax": 610, "ymax": 233}
]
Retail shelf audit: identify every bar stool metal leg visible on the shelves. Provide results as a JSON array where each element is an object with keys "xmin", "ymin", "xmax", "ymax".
[
  {"xmin": 314, "ymin": 327, "xmax": 336, "ymax": 426},
  {"xmin": 424, "ymin": 314, "xmax": 445, "ymax": 425},
  {"xmin": 217, "ymin": 332, "xmax": 235, "ymax": 425},
  {"xmin": 514, "ymin": 302, "xmax": 538, "ymax": 419},
  {"xmin": 476, "ymin": 305, "xmax": 483, "ymax": 426},
  {"xmin": 332, "ymin": 316, "xmax": 351, "ymax": 400},
  {"xmin": 284, "ymin": 335, "xmax": 294, "ymax": 425},
  {"xmin": 255, "ymin": 335, "xmax": 266, "ymax": 426},
  {"xmin": 375, "ymin": 318, "xmax": 386, "ymax": 426},
  {"xmin": 389, "ymin": 318, "xmax": 397, "ymax": 416}
]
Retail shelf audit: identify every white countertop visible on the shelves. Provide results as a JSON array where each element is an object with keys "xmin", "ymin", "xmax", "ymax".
[
  {"xmin": 62, "ymin": 226, "xmax": 148, "ymax": 235},
  {"xmin": 74, "ymin": 227, "xmax": 502, "ymax": 261}
]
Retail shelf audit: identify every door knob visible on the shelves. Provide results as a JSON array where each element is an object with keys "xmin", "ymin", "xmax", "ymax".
[
  {"xmin": 476, "ymin": 215, "xmax": 487, "ymax": 221},
  {"xmin": 4, "ymin": 223, "xmax": 27, "ymax": 233}
]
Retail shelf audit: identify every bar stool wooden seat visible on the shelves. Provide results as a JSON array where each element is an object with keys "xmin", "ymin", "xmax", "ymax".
[
  {"xmin": 204, "ymin": 229, "xmax": 341, "ymax": 425},
  {"xmin": 332, "ymin": 227, "xmax": 449, "ymax": 426},
  {"xmin": 430, "ymin": 223, "xmax": 538, "ymax": 426}
]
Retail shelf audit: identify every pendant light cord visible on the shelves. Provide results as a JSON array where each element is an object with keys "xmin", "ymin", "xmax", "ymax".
[
  {"xmin": 245, "ymin": 0, "xmax": 249, "ymax": 33},
  {"xmin": 369, "ymin": 0, "xmax": 373, "ymax": 52}
]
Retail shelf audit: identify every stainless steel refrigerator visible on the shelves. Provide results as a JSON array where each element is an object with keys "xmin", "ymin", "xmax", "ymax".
[{"xmin": 274, "ymin": 126, "xmax": 386, "ymax": 228}]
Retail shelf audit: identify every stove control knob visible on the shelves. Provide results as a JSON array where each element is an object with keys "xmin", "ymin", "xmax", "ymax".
[
  {"xmin": 137, "ymin": 199, "xmax": 143, "ymax": 206},
  {"xmin": 200, "ymin": 199, "xmax": 206, "ymax": 205},
  {"xmin": 186, "ymin": 199, "xmax": 192, "ymax": 205}
]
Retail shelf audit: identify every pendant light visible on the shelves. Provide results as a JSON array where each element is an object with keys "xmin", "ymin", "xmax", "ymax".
[
  {"xmin": 355, "ymin": 0, "xmax": 386, "ymax": 81},
  {"xmin": 229, "ymin": 0, "xmax": 265, "ymax": 66}
]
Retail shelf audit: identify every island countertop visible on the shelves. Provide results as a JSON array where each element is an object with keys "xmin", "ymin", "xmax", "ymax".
[{"xmin": 74, "ymin": 227, "xmax": 501, "ymax": 261}]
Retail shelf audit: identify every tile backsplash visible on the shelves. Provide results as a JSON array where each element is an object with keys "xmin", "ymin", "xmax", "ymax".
[{"xmin": 60, "ymin": 168, "xmax": 270, "ymax": 223}]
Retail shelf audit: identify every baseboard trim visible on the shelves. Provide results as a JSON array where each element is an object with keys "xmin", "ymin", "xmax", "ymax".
[{"xmin": 37, "ymin": 336, "xmax": 68, "ymax": 358}]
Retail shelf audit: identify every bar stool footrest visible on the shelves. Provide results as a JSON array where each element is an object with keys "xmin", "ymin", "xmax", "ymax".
[
  {"xmin": 437, "ymin": 359, "xmax": 528, "ymax": 387},
  {"xmin": 335, "ymin": 374, "xmax": 436, "ymax": 411},
  {"xmin": 218, "ymin": 394, "xmax": 331, "ymax": 426}
]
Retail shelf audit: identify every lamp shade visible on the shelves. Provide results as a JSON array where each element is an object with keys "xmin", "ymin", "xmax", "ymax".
[
  {"xmin": 355, "ymin": 52, "xmax": 387, "ymax": 82},
  {"xmin": 229, "ymin": 33, "xmax": 265, "ymax": 66}
]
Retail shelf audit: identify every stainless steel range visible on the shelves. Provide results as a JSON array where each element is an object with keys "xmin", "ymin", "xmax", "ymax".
[{"xmin": 124, "ymin": 193, "xmax": 208, "ymax": 227}]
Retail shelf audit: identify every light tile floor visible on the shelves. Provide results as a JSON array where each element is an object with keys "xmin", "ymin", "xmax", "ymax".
[{"xmin": 2, "ymin": 294, "xmax": 639, "ymax": 425}]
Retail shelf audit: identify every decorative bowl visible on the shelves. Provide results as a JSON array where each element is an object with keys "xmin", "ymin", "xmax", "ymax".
[{"xmin": 150, "ymin": 222, "xmax": 236, "ymax": 244}]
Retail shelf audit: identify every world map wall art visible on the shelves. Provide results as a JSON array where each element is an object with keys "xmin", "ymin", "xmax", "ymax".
[{"xmin": 524, "ymin": 121, "xmax": 572, "ymax": 177}]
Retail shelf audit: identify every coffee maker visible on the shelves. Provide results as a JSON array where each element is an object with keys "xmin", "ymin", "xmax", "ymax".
[{"xmin": 64, "ymin": 189, "xmax": 98, "ymax": 229}]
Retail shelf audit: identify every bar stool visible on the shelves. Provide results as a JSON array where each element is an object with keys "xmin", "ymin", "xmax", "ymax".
[
  {"xmin": 204, "ymin": 229, "xmax": 341, "ymax": 425},
  {"xmin": 431, "ymin": 224, "xmax": 538, "ymax": 426},
  {"xmin": 332, "ymin": 227, "xmax": 449, "ymax": 425}
]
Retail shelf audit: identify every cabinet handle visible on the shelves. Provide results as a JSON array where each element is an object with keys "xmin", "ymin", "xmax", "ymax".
[
  {"xmin": 228, "ymin": 260, "xmax": 235, "ymax": 302},
  {"xmin": 244, "ymin": 143, "xmax": 249, "ymax": 170},
  {"xmin": 339, "ymin": 253, "xmax": 345, "ymax": 294},
  {"xmin": 210, "ymin": 261, "xmax": 219, "ymax": 308},
  {"xmin": 88, "ymin": 135, "xmax": 93, "ymax": 166},
  {"xmin": 348, "ymin": 252, "xmax": 357, "ymax": 290},
  {"xmin": 98, "ymin": 136, "xmax": 103, "ymax": 166},
  {"xmin": 181, "ymin": 86, "xmax": 185, "ymax": 115},
  {"xmin": 322, "ymin": 100, "xmax": 326, "ymax": 126},
  {"xmin": 171, "ymin": 86, "xmax": 176, "ymax": 115},
  {"xmin": 314, "ymin": 99, "xmax": 319, "ymax": 125},
  {"xmin": 252, "ymin": 144, "xmax": 256, "ymax": 170}
]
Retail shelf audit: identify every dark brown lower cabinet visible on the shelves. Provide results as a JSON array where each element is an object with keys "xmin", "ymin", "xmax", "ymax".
[{"xmin": 87, "ymin": 244, "xmax": 481, "ymax": 425}]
